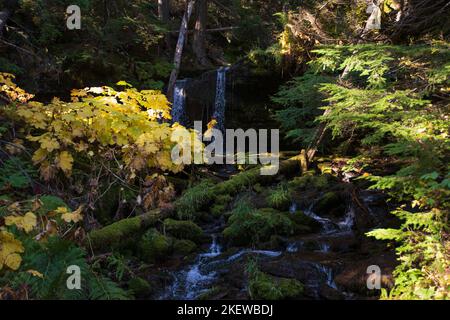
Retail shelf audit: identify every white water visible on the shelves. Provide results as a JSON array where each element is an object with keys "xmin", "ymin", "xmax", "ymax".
[
  {"xmin": 162, "ymin": 235, "xmax": 282, "ymax": 300},
  {"xmin": 171, "ymin": 79, "xmax": 188, "ymax": 126},
  {"xmin": 212, "ymin": 67, "xmax": 229, "ymax": 133},
  {"xmin": 224, "ymin": 249, "xmax": 282, "ymax": 263},
  {"xmin": 316, "ymin": 264, "xmax": 338, "ymax": 290},
  {"xmin": 162, "ymin": 235, "xmax": 221, "ymax": 300}
]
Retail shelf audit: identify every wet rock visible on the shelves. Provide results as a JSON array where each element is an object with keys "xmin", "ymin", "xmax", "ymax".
[
  {"xmin": 164, "ymin": 218, "xmax": 205, "ymax": 243},
  {"xmin": 288, "ymin": 210, "xmax": 321, "ymax": 233},
  {"xmin": 334, "ymin": 253, "xmax": 396, "ymax": 295},
  {"xmin": 313, "ymin": 191, "xmax": 346, "ymax": 217}
]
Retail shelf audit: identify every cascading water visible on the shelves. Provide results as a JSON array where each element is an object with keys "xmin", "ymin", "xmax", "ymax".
[
  {"xmin": 171, "ymin": 79, "xmax": 188, "ymax": 126},
  {"xmin": 161, "ymin": 235, "xmax": 222, "ymax": 300},
  {"xmin": 212, "ymin": 67, "xmax": 229, "ymax": 133}
]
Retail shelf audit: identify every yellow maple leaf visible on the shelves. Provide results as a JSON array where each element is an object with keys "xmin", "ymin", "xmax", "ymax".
[
  {"xmin": 56, "ymin": 151, "xmax": 74, "ymax": 174},
  {"xmin": 60, "ymin": 206, "xmax": 83, "ymax": 223},
  {"xmin": 4, "ymin": 253, "xmax": 22, "ymax": 271},
  {"xmin": 5, "ymin": 212, "xmax": 37, "ymax": 234},
  {"xmin": 40, "ymin": 136, "xmax": 60, "ymax": 152},
  {"xmin": 0, "ymin": 230, "xmax": 24, "ymax": 271}
]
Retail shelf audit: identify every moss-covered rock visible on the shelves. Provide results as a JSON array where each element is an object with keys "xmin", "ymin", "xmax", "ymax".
[
  {"xmin": 288, "ymin": 174, "xmax": 333, "ymax": 191},
  {"xmin": 175, "ymin": 180, "xmax": 216, "ymax": 220},
  {"xmin": 223, "ymin": 204, "xmax": 295, "ymax": 246},
  {"xmin": 89, "ymin": 216, "xmax": 142, "ymax": 250},
  {"xmin": 249, "ymin": 270, "xmax": 304, "ymax": 300},
  {"xmin": 139, "ymin": 228, "xmax": 171, "ymax": 263},
  {"xmin": 128, "ymin": 277, "xmax": 152, "ymax": 297},
  {"xmin": 266, "ymin": 185, "xmax": 291, "ymax": 210},
  {"xmin": 164, "ymin": 218, "xmax": 204, "ymax": 243},
  {"xmin": 173, "ymin": 239, "xmax": 197, "ymax": 255}
]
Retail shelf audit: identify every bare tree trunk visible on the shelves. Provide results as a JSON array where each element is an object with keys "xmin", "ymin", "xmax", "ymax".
[
  {"xmin": 167, "ymin": 0, "xmax": 195, "ymax": 100},
  {"xmin": 0, "ymin": 9, "xmax": 11, "ymax": 36},
  {"xmin": 158, "ymin": 0, "xmax": 170, "ymax": 23},
  {"xmin": 0, "ymin": 1, "xmax": 19, "ymax": 36},
  {"xmin": 192, "ymin": 0, "xmax": 209, "ymax": 66}
]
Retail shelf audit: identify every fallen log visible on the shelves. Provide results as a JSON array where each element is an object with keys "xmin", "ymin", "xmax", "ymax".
[{"xmin": 86, "ymin": 209, "xmax": 169, "ymax": 250}]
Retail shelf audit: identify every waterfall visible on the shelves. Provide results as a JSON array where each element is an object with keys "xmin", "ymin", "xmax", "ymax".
[
  {"xmin": 213, "ymin": 67, "xmax": 229, "ymax": 133},
  {"xmin": 171, "ymin": 79, "xmax": 188, "ymax": 126}
]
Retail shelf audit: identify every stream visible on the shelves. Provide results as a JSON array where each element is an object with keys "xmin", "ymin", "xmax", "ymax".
[{"xmin": 157, "ymin": 191, "xmax": 389, "ymax": 300}]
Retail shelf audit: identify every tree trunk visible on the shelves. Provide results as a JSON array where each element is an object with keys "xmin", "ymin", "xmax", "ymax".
[
  {"xmin": 0, "ymin": 9, "xmax": 11, "ymax": 36},
  {"xmin": 158, "ymin": 0, "xmax": 170, "ymax": 23},
  {"xmin": 192, "ymin": 0, "xmax": 209, "ymax": 66},
  {"xmin": 167, "ymin": 0, "xmax": 195, "ymax": 101}
]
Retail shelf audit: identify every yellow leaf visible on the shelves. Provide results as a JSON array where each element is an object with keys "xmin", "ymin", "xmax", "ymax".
[
  {"xmin": 0, "ymin": 230, "xmax": 24, "ymax": 271},
  {"xmin": 5, "ymin": 212, "xmax": 37, "ymax": 234},
  {"xmin": 40, "ymin": 136, "xmax": 60, "ymax": 152},
  {"xmin": 61, "ymin": 206, "xmax": 83, "ymax": 223},
  {"xmin": 27, "ymin": 269, "xmax": 44, "ymax": 278},
  {"xmin": 4, "ymin": 253, "xmax": 22, "ymax": 271},
  {"xmin": 56, "ymin": 151, "xmax": 74, "ymax": 174}
]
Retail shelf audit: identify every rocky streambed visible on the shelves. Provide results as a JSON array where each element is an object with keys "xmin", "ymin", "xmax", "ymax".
[{"xmin": 142, "ymin": 173, "xmax": 398, "ymax": 300}]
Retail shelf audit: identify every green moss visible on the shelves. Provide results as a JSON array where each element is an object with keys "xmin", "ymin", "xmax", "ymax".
[
  {"xmin": 267, "ymin": 185, "xmax": 291, "ymax": 210},
  {"xmin": 223, "ymin": 204, "xmax": 294, "ymax": 246},
  {"xmin": 89, "ymin": 215, "xmax": 142, "ymax": 249},
  {"xmin": 215, "ymin": 194, "xmax": 233, "ymax": 205},
  {"xmin": 288, "ymin": 174, "xmax": 332, "ymax": 191},
  {"xmin": 216, "ymin": 166, "xmax": 272, "ymax": 195},
  {"xmin": 164, "ymin": 219, "xmax": 204, "ymax": 243},
  {"xmin": 247, "ymin": 262, "xmax": 303, "ymax": 300},
  {"xmin": 175, "ymin": 180, "xmax": 216, "ymax": 220},
  {"xmin": 128, "ymin": 277, "xmax": 152, "ymax": 297},
  {"xmin": 139, "ymin": 229, "xmax": 171, "ymax": 263},
  {"xmin": 173, "ymin": 239, "xmax": 197, "ymax": 255},
  {"xmin": 210, "ymin": 204, "xmax": 226, "ymax": 217}
]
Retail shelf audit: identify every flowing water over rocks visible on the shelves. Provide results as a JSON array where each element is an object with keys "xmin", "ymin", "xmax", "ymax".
[{"xmin": 154, "ymin": 188, "xmax": 396, "ymax": 300}]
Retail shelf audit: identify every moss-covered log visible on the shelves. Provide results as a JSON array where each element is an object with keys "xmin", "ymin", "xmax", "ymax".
[{"xmin": 86, "ymin": 209, "xmax": 169, "ymax": 250}]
